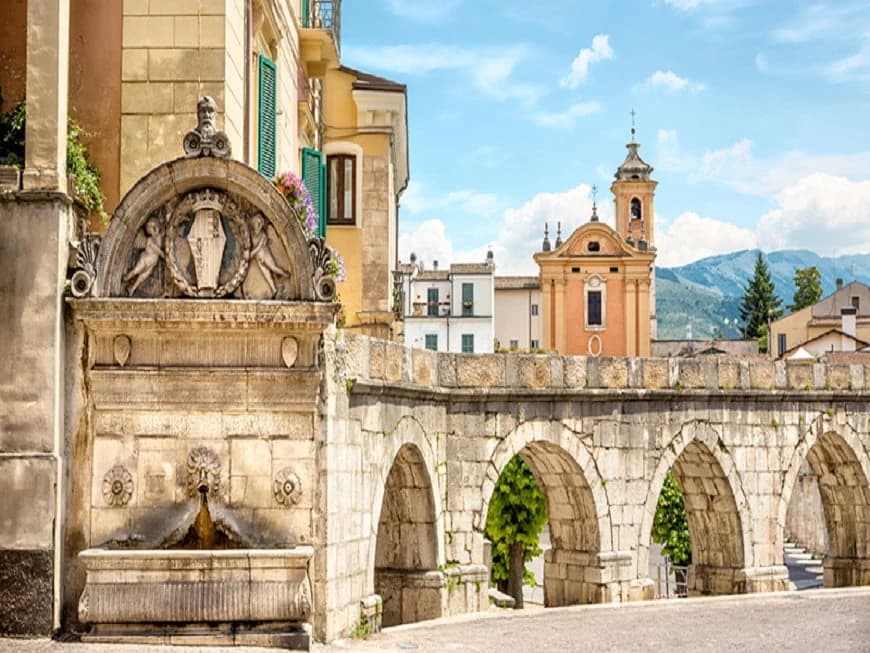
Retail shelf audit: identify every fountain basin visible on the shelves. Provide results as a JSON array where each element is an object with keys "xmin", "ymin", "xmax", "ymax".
[{"xmin": 78, "ymin": 546, "xmax": 313, "ymax": 648}]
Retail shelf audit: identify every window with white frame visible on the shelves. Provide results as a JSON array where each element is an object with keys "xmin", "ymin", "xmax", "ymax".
[{"xmin": 584, "ymin": 275, "xmax": 606, "ymax": 329}]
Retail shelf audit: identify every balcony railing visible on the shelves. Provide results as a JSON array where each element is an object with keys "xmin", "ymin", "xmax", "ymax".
[{"xmin": 302, "ymin": 0, "xmax": 341, "ymax": 54}]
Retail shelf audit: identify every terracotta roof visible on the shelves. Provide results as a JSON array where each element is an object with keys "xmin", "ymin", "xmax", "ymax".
[
  {"xmin": 396, "ymin": 263, "xmax": 416, "ymax": 274},
  {"xmin": 780, "ymin": 328, "xmax": 870, "ymax": 358},
  {"xmin": 416, "ymin": 270, "xmax": 449, "ymax": 281},
  {"xmin": 495, "ymin": 276, "xmax": 540, "ymax": 290},
  {"xmin": 340, "ymin": 65, "xmax": 407, "ymax": 93},
  {"xmin": 450, "ymin": 263, "xmax": 493, "ymax": 274}
]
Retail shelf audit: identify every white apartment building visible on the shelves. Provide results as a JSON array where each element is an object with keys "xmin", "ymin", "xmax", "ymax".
[
  {"xmin": 397, "ymin": 256, "xmax": 495, "ymax": 353},
  {"xmin": 494, "ymin": 276, "xmax": 542, "ymax": 351}
]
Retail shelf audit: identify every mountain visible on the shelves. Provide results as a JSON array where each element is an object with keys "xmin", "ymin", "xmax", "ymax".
[{"xmin": 656, "ymin": 250, "xmax": 870, "ymax": 340}]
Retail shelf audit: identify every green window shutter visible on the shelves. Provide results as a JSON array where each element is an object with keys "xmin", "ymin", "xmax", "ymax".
[
  {"xmin": 301, "ymin": 147, "xmax": 326, "ymax": 237},
  {"xmin": 461, "ymin": 334, "xmax": 474, "ymax": 353},
  {"xmin": 257, "ymin": 54, "xmax": 277, "ymax": 179},
  {"xmin": 425, "ymin": 334, "xmax": 438, "ymax": 351},
  {"xmin": 301, "ymin": 0, "xmax": 310, "ymax": 27},
  {"xmin": 462, "ymin": 282, "xmax": 473, "ymax": 316}
]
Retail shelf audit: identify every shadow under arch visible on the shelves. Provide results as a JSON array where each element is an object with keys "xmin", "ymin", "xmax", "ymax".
[
  {"xmin": 370, "ymin": 417, "xmax": 444, "ymax": 627},
  {"xmin": 638, "ymin": 421, "xmax": 752, "ymax": 595},
  {"xmin": 779, "ymin": 421, "xmax": 870, "ymax": 587},
  {"xmin": 481, "ymin": 421, "xmax": 613, "ymax": 605}
]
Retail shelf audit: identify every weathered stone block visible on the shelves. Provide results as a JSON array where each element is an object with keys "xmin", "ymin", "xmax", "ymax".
[
  {"xmin": 827, "ymin": 364, "xmax": 851, "ymax": 391},
  {"xmin": 678, "ymin": 360, "xmax": 704, "ymax": 389},
  {"xmin": 641, "ymin": 358, "xmax": 668, "ymax": 389},
  {"xmin": 121, "ymin": 49, "xmax": 148, "ymax": 81},
  {"xmin": 598, "ymin": 357, "xmax": 628, "ymax": 389},
  {"xmin": 123, "ymin": 16, "xmax": 174, "ymax": 47},
  {"xmin": 517, "ymin": 355, "xmax": 551, "ymax": 388},
  {"xmin": 749, "ymin": 361, "xmax": 775, "ymax": 389},
  {"xmin": 0, "ymin": 550, "xmax": 53, "ymax": 636},
  {"xmin": 563, "ymin": 356, "xmax": 587, "ymax": 388},
  {"xmin": 456, "ymin": 355, "xmax": 504, "ymax": 388},
  {"xmin": 786, "ymin": 362, "xmax": 813, "ymax": 390},
  {"xmin": 368, "ymin": 340, "xmax": 386, "ymax": 380},
  {"xmin": 384, "ymin": 342, "xmax": 405, "ymax": 383},
  {"xmin": 122, "ymin": 82, "xmax": 174, "ymax": 114},
  {"xmin": 411, "ymin": 349, "xmax": 435, "ymax": 386}
]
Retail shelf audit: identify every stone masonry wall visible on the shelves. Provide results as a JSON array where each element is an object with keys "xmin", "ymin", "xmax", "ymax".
[{"xmin": 320, "ymin": 333, "xmax": 870, "ymax": 638}]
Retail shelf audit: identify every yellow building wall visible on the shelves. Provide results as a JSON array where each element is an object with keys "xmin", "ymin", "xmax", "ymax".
[{"xmin": 323, "ymin": 67, "xmax": 393, "ymax": 328}]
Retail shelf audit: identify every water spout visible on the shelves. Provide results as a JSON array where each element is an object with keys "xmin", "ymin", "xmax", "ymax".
[{"xmin": 193, "ymin": 486, "xmax": 216, "ymax": 549}]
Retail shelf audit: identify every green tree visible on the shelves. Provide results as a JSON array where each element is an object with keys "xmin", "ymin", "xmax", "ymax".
[
  {"xmin": 651, "ymin": 472, "xmax": 691, "ymax": 566},
  {"xmin": 790, "ymin": 266, "xmax": 822, "ymax": 312},
  {"xmin": 739, "ymin": 252, "xmax": 782, "ymax": 349},
  {"xmin": 484, "ymin": 456, "xmax": 548, "ymax": 608}
]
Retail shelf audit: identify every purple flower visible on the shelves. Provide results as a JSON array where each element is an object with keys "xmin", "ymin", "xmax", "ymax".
[{"xmin": 273, "ymin": 170, "xmax": 319, "ymax": 238}]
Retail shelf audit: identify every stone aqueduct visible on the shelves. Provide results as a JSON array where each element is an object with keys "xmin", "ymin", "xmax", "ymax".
[{"xmin": 323, "ymin": 335, "xmax": 870, "ymax": 635}]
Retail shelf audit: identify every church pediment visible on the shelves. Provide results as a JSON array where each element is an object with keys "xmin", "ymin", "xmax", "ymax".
[{"xmin": 548, "ymin": 223, "xmax": 636, "ymax": 259}]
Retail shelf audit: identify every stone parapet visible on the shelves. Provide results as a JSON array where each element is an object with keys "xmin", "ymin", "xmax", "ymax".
[{"xmin": 343, "ymin": 333, "xmax": 870, "ymax": 397}]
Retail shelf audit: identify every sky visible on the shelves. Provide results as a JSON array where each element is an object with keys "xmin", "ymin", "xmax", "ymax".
[{"xmin": 340, "ymin": 1, "xmax": 870, "ymax": 274}]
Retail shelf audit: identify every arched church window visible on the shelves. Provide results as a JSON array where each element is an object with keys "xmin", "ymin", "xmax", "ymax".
[{"xmin": 630, "ymin": 198, "xmax": 642, "ymax": 220}]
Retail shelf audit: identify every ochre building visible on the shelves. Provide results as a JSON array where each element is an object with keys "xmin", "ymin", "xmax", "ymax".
[{"xmin": 535, "ymin": 134, "xmax": 657, "ymax": 356}]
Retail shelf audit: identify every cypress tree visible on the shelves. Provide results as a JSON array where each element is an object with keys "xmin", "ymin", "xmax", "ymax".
[{"xmin": 739, "ymin": 251, "xmax": 782, "ymax": 347}]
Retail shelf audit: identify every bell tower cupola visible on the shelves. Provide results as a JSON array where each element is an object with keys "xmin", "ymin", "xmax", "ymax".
[{"xmin": 611, "ymin": 111, "xmax": 657, "ymax": 248}]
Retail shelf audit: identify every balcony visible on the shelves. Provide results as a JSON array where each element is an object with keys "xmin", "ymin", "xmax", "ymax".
[{"xmin": 299, "ymin": 0, "xmax": 341, "ymax": 78}]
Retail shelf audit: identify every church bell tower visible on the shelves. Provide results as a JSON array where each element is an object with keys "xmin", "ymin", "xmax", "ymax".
[{"xmin": 611, "ymin": 120, "xmax": 657, "ymax": 249}]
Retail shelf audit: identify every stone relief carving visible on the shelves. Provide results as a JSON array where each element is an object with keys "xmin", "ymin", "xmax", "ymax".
[
  {"xmin": 166, "ymin": 189, "xmax": 252, "ymax": 298},
  {"xmin": 112, "ymin": 335, "xmax": 131, "ymax": 367},
  {"xmin": 123, "ymin": 213, "xmax": 165, "ymax": 296},
  {"xmin": 102, "ymin": 465, "xmax": 134, "ymax": 507},
  {"xmin": 281, "ymin": 336, "xmax": 299, "ymax": 368},
  {"xmin": 70, "ymin": 234, "xmax": 101, "ymax": 298},
  {"xmin": 186, "ymin": 447, "xmax": 221, "ymax": 498},
  {"xmin": 250, "ymin": 213, "xmax": 290, "ymax": 296},
  {"xmin": 273, "ymin": 467, "xmax": 302, "ymax": 507},
  {"xmin": 183, "ymin": 96, "xmax": 232, "ymax": 159}
]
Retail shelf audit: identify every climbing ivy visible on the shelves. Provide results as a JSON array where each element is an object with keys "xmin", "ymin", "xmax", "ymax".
[
  {"xmin": 484, "ymin": 456, "xmax": 548, "ymax": 586},
  {"xmin": 651, "ymin": 471, "xmax": 692, "ymax": 566}
]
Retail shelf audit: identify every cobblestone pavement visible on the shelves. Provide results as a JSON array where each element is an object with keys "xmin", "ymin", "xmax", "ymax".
[{"xmin": 2, "ymin": 588, "xmax": 869, "ymax": 653}]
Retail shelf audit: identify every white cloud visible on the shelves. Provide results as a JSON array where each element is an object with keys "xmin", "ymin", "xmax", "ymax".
[
  {"xmin": 663, "ymin": 0, "xmax": 726, "ymax": 9},
  {"xmin": 401, "ymin": 180, "xmax": 500, "ymax": 217},
  {"xmin": 383, "ymin": 0, "xmax": 461, "ymax": 21},
  {"xmin": 756, "ymin": 174, "xmax": 870, "ymax": 255},
  {"xmin": 646, "ymin": 69, "xmax": 705, "ymax": 93},
  {"xmin": 560, "ymin": 35, "xmax": 613, "ymax": 88},
  {"xmin": 655, "ymin": 212, "xmax": 757, "ymax": 267},
  {"xmin": 399, "ymin": 185, "xmax": 610, "ymax": 275},
  {"xmin": 533, "ymin": 101, "xmax": 602, "ymax": 128},
  {"xmin": 343, "ymin": 43, "xmax": 541, "ymax": 105}
]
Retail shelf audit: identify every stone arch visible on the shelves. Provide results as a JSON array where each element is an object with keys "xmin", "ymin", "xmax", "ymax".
[
  {"xmin": 639, "ymin": 421, "xmax": 751, "ymax": 595},
  {"xmin": 779, "ymin": 421, "xmax": 870, "ymax": 587},
  {"xmin": 481, "ymin": 421, "xmax": 612, "ymax": 605},
  {"xmin": 95, "ymin": 156, "xmax": 316, "ymax": 299},
  {"xmin": 370, "ymin": 417, "xmax": 443, "ymax": 626}
]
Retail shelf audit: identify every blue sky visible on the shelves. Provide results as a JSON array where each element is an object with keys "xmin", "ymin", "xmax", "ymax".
[{"xmin": 341, "ymin": 1, "xmax": 870, "ymax": 273}]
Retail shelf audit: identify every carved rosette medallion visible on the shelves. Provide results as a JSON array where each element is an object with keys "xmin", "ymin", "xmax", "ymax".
[
  {"xmin": 186, "ymin": 447, "xmax": 221, "ymax": 498},
  {"xmin": 102, "ymin": 465, "xmax": 134, "ymax": 507},
  {"xmin": 273, "ymin": 467, "xmax": 302, "ymax": 507},
  {"xmin": 166, "ymin": 189, "xmax": 251, "ymax": 298}
]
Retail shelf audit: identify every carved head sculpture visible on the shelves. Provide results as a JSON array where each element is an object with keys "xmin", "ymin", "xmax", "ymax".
[
  {"xmin": 144, "ymin": 216, "xmax": 162, "ymax": 238},
  {"xmin": 197, "ymin": 96, "xmax": 217, "ymax": 136},
  {"xmin": 251, "ymin": 213, "xmax": 265, "ymax": 236}
]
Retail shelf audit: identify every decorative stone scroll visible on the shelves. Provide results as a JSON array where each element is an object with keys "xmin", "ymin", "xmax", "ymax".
[
  {"xmin": 70, "ymin": 234, "xmax": 101, "ymax": 298},
  {"xmin": 90, "ymin": 99, "xmax": 329, "ymax": 303}
]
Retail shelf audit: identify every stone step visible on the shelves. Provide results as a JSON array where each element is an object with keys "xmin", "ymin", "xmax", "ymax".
[{"xmin": 786, "ymin": 552, "xmax": 814, "ymax": 561}]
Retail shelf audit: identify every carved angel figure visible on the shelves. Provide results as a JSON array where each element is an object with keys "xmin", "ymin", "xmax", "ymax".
[
  {"xmin": 123, "ymin": 216, "xmax": 164, "ymax": 295},
  {"xmin": 250, "ymin": 214, "xmax": 289, "ymax": 296}
]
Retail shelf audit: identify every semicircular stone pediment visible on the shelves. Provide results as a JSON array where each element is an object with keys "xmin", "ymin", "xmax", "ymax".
[{"xmin": 95, "ymin": 152, "xmax": 318, "ymax": 301}]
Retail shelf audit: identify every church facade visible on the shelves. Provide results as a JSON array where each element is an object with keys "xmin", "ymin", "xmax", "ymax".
[{"xmin": 534, "ymin": 134, "xmax": 657, "ymax": 357}]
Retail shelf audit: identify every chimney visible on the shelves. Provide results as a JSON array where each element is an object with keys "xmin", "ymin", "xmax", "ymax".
[
  {"xmin": 842, "ymin": 306, "xmax": 857, "ymax": 339},
  {"xmin": 432, "ymin": 260, "xmax": 438, "ymax": 271},
  {"xmin": 836, "ymin": 278, "xmax": 844, "ymax": 290}
]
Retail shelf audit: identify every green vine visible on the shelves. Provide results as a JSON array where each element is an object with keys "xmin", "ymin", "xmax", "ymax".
[
  {"xmin": 0, "ymin": 95, "xmax": 107, "ymax": 222},
  {"xmin": 484, "ymin": 456, "xmax": 548, "ymax": 587}
]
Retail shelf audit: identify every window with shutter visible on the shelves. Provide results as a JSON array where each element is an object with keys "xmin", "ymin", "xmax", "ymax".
[
  {"xmin": 461, "ymin": 334, "xmax": 474, "ymax": 353},
  {"xmin": 427, "ymin": 288, "xmax": 439, "ymax": 316},
  {"xmin": 257, "ymin": 54, "xmax": 277, "ymax": 179},
  {"xmin": 461, "ymin": 282, "xmax": 473, "ymax": 316},
  {"xmin": 425, "ymin": 334, "xmax": 438, "ymax": 351},
  {"xmin": 327, "ymin": 154, "xmax": 356, "ymax": 225},
  {"xmin": 301, "ymin": 147, "xmax": 326, "ymax": 237}
]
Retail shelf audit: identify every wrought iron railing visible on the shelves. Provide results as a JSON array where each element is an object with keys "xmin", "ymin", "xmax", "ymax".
[{"xmin": 301, "ymin": 0, "xmax": 341, "ymax": 53}]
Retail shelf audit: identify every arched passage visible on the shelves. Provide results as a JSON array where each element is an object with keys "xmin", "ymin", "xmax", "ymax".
[
  {"xmin": 641, "ymin": 423, "xmax": 750, "ymax": 595},
  {"xmin": 781, "ymin": 427, "xmax": 870, "ymax": 587},
  {"xmin": 482, "ymin": 423, "xmax": 612, "ymax": 606},
  {"xmin": 374, "ymin": 442, "xmax": 441, "ymax": 627}
]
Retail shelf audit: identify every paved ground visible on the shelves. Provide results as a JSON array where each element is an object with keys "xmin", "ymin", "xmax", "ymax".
[{"xmin": 2, "ymin": 588, "xmax": 868, "ymax": 653}]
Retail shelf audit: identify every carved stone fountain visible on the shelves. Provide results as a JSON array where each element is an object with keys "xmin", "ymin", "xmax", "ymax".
[{"xmin": 68, "ymin": 98, "xmax": 337, "ymax": 648}]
